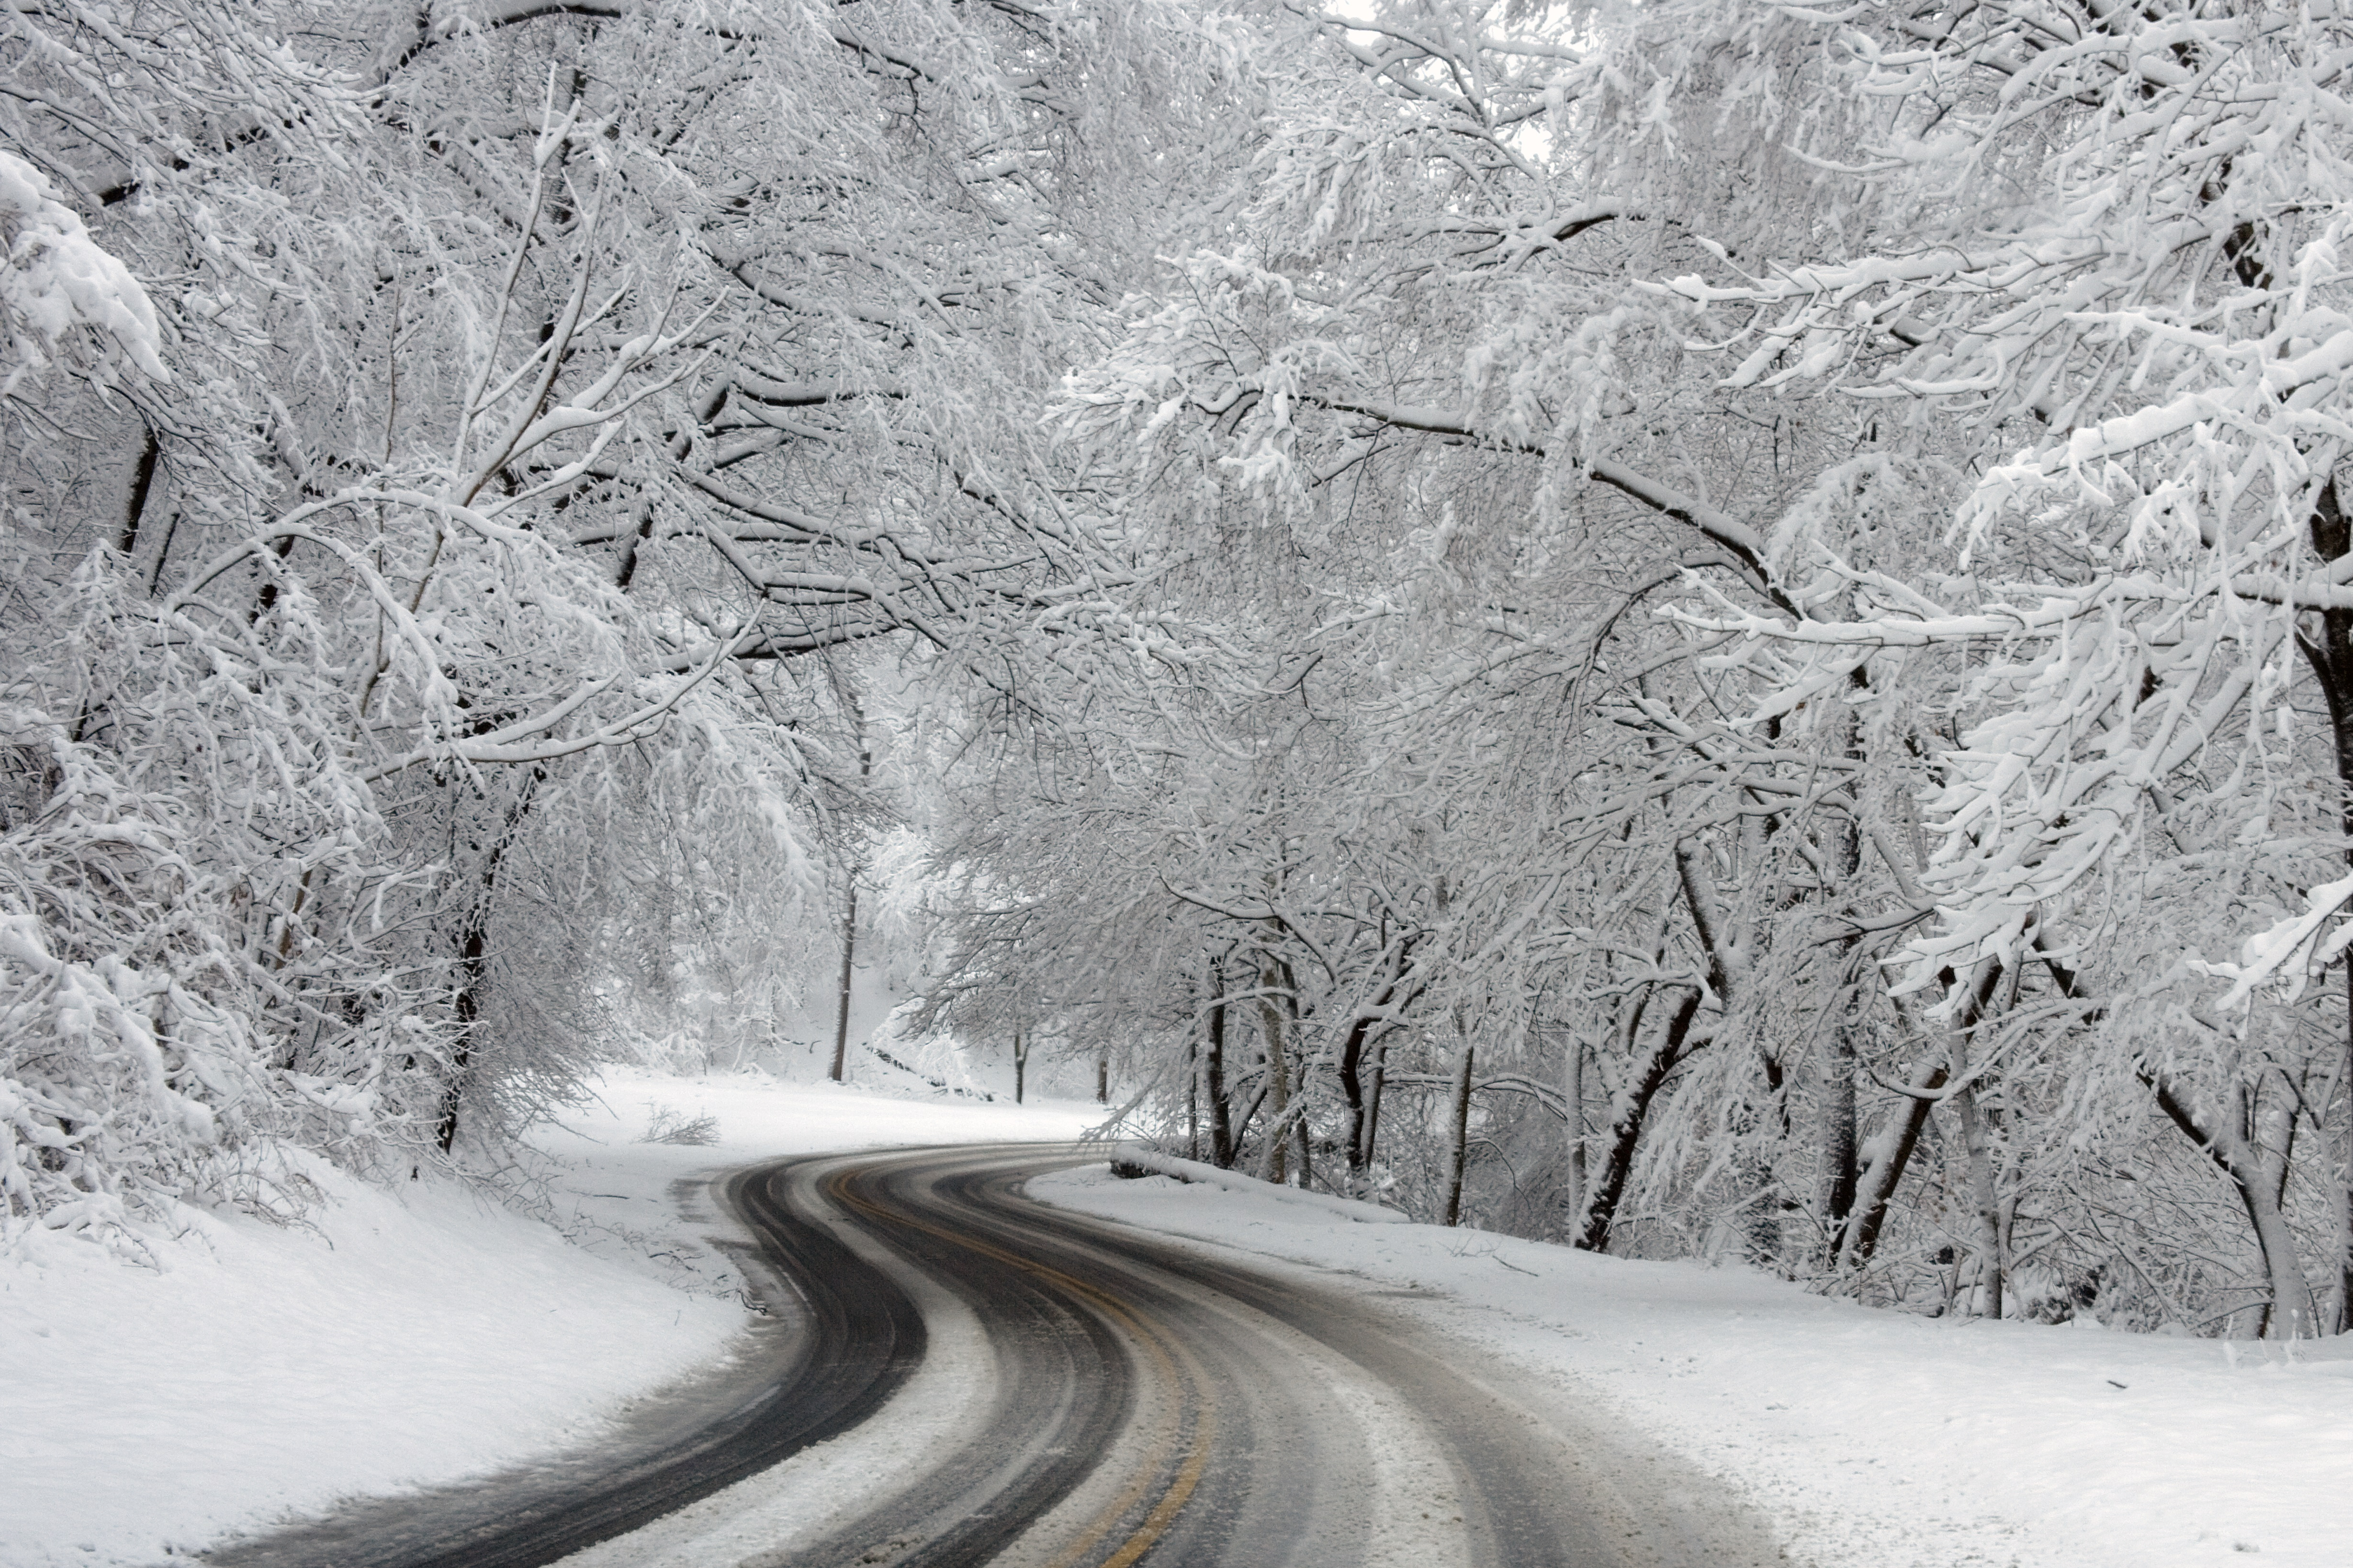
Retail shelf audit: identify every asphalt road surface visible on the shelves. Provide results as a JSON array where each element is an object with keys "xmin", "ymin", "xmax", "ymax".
[{"xmin": 207, "ymin": 1145, "xmax": 1779, "ymax": 1568}]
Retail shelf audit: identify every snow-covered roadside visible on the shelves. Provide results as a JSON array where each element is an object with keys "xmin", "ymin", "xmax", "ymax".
[
  {"xmin": 0, "ymin": 1152, "xmax": 741, "ymax": 1568},
  {"xmin": 0, "ymin": 1069, "xmax": 1100, "ymax": 1568},
  {"xmin": 1033, "ymin": 1163, "xmax": 2353, "ymax": 1568}
]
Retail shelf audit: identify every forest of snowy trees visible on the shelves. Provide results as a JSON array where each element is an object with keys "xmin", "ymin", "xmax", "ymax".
[{"xmin": 6, "ymin": 0, "xmax": 2353, "ymax": 1343}]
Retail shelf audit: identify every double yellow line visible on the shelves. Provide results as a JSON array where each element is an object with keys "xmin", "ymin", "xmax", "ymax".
[{"xmin": 821, "ymin": 1166, "xmax": 1216, "ymax": 1568}]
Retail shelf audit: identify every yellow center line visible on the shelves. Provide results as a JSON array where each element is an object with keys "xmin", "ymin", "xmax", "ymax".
[
  {"xmin": 1094, "ymin": 1398, "xmax": 1216, "ymax": 1568},
  {"xmin": 816, "ymin": 1165, "xmax": 1218, "ymax": 1568}
]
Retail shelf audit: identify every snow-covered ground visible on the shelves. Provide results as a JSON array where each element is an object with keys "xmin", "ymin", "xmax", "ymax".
[
  {"xmin": 1035, "ymin": 1162, "xmax": 2353, "ymax": 1568},
  {"xmin": 12, "ymin": 1063, "xmax": 2347, "ymax": 1568},
  {"xmin": 0, "ymin": 1069, "xmax": 1100, "ymax": 1568}
]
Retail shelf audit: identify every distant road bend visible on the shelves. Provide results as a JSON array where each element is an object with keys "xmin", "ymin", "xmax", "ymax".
[{"xmin": 208, "ymin": 1145, "xmax": 1779, "ymax": 1568}]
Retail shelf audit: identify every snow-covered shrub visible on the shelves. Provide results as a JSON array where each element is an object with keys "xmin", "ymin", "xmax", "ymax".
[{"xmin": 0, "ymin": 714, "xmax": 271, "ymax": 1251}]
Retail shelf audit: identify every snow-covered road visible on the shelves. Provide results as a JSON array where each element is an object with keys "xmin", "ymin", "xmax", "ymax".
[
  {"xmin": 206, "ymin": 1144, "xmax": 1779, "ymax": 1568},
  {"xmin": 9, "ymin": 1071, "xmax": 2346, "ymax": 1568}
]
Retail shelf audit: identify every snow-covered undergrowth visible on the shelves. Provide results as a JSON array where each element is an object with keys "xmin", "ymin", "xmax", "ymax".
[
  {"xmin": 0, "ymin": 1067, "xmax": 1101, "ymax": 1567},
  {"xmin": 1036, "ymin": 1164, "xmax": 2353, "ymax": 1568}
]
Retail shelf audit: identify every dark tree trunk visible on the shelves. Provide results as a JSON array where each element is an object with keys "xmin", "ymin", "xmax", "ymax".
[
  {"xmin": 1257, "ymin": 963, "xmax": 1290, "ymax": 1185},
  {"xmin": 116, "ymin": 424, "xmax": 160, "ymax": 559},
  {"xmin": 1186, "ymin": 1037, "xmax": 1199, "ymax": 1159},
  {"xmin": 1577, "ymin": 989, "xmax": 1703, "ymax": 1252},
  {"xmin": 437, "ymin": 900, "xmax": 490, "ymax": 1153},
  {"xmin": 2338, "ymin": 968, "xmax": 2353, "ymax": 1334},
  {"xmin": 1821, "ymin": 818, "xmax": 1863, "ymax": 1251},
  {"xmin": 1838, "ymin": 959, "xmax": 2011, "ymax": 1268},
  {"xmin": 827, "ymin": 704, "xmax": 873, "ymax": 1084},
  {"xmin": 436, "ymin": 767, "xmax": 543, "ymax": 1153},
  {"xmin": 2148, "ymin": 1072, "xmax": 2319, "ymax": 1338},
  {"xmin": 1337, "ymin": 943, "xmax": 1417, "ymax": 1193},
  {"xmin": 1560, "ymin": 1024, "xmax": 1585, "ymax": 1242},
  {"xmin": 1442, "ymin": 1040, "xmax": 1474, "ymax": 1226},
  {"xmin": 828, "ymin": 876, "xmax": 857, "ymax": 1083},
  {"xmin": 2293, "ymin": 478, "xmax": 2353, "ymax": 1329},
  {"xmin": 1205, "ymin": 974, "xmax": 1233, "ymax": 1166},
  {"xmin": 1840, "ymin": 1067, "xmax": 1945, "ymax": 1268},
  {"xmin": 1338, "ymin": 1012, "xmax": 1372, "ymax": 1184}
]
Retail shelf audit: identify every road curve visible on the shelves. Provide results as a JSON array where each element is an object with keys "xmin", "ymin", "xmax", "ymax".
[{"xmin": 208, "ymin": 1144, "xmax": 1779, "ymax": 1568}]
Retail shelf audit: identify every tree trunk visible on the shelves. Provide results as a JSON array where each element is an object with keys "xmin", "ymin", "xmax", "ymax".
[
  {"xmin": 1579, "ymin": 988, "xmax": 1703, "ymax": 1252},
  {"xmin": 1951, "ymin": 1061, "xmax": 2005, "ymax": 1320},
  {"xmin": 1338, "ymin": 1011, "xmax": 1373, "ymax": 1188},
  {"xmin": 1443, "ymin": 1038, "xmax": 1475, "ymax": 1226},
  {"xmin": 1230, "ymin": 1073, "xmax": 1270, "ymax": 1164},
  {"xmin": 1839, "ymin": 961, "xmax": 2007, "ymax": 1271},
  {"xmin": 1258, "ymin": 978, "xmax": 1290, "ymax": 1185},
  {"xmin": 2291, "ymin": 476, "xmax": 2353, "ymax": 1331},
  {"xmin": 115, "ymin": 423, "xmax": 160, "ymax": 559},
  {"xmin": 1254, "ymin": 1089, "xmax": 1312, "ymax": 1185},
  {"xmin": 1205, "ymin": 979, "xmax": 1233, "ymax": 1166},
  {"xmin": 828, "ymin": 691, "xmax": 872, "ymax": 1086},
  {"xmin": 2332, "ymin": 967, "xmax": 2353, "ymax": 1333},
  {"xmin": 1013, "ymin": 1025, "xmax": 1026, "ymax": 1105},
  {"xmin": 828, "ymin": 874, "xmax": 857, "ymax": 1083},
  {"xmin": 437, "ymin": 897, "xmax": 489, "ymax": 1154},
  {"xmin": 1337, "ymin": 942, "xmax": 1414, "ymax": 1195},
  {"xmin": 435, "ymin": 766, "xmax": 542, "ymax": 1154},
  {"xmin": 1839, "ymin": 1068, "xmax": 1945, "ymax": 1270},
  {"xmin": 1562, "ymin": 1026, "xmax": 1585, "ymax": 1243},
  {"xmin": 2149, "ymin": 1071, "xmax": 2320, "ymax": 1338},
  {"xmin": 1095, "ymin": 1054, "xmax": 1108, "ymax": 1105},
  {"xmin": 1362, "ymin": 1031, "xmax": 1388, "ymax": 1174},
  {"xmin": 1822, "ymin": 1016, "xmax": 1859, "ymax": 1257},
  {"xmin": 1821, "ymin": 817, "xmax": 1863, "ymax": 1256},
  {"xmin": 1186, "ymin": 1036, "xmax": 1199, "ymax": 1160}
]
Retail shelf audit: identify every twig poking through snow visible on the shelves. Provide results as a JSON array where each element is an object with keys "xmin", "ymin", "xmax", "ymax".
[{"xmin": 637, "ymin": 1104, "xmax": 719, "ymax": 1146}]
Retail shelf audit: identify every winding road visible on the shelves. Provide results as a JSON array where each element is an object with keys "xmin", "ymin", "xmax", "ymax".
[{"xmin": 207, "ymin": 1145, "xmax": 1778, "ymax": 1568}]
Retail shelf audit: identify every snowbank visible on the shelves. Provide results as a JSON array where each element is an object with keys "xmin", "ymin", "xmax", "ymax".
[
  {"xmin": 1033, "ymin": 1164, "xmax": 2353, "ymax": 1568},
  {"xmin": 0, "ymin": 1152, "xmax": 737, "ymax": 1567},
  {"xmin": 1107, "ymin": 1143, "xmax": 1407, "ymax": 1222}
]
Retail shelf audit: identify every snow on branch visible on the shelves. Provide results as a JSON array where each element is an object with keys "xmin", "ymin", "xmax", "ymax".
[{"xmin": 0, "ymin": 150, "xmax": 167, "ymax": 391}]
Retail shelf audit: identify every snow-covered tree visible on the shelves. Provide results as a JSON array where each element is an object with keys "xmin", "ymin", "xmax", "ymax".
[
  {"xmin": 1036, "ymin": 0, "xmax": 2353, "ymax": 1335},
  {"xmin": 2, "ymin": 0, "xmax": 1256, "ymax": 1245}
]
